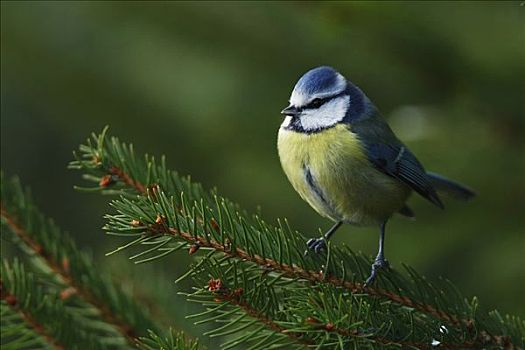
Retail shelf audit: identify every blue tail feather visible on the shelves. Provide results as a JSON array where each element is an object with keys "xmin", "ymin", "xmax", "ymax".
[{"xmin": 426, "ymin": 172, "xmax": 476, "ymax": 201}]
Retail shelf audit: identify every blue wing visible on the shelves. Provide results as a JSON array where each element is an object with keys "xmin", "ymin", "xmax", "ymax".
[
  {"xmin": 345, "ymin": 95, "xmax": 444, "ymax": 209},
  {"xmin": 366, "ymin": 143, "xmax": 444, "ymax": 209}
]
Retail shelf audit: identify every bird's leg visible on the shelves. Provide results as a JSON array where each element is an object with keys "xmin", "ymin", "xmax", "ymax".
[
  {"xmin": 365, "ymin": 221, "xmax": 390, "ymax": 286},
  {"xmin": 305, "ymin": 221, "xmax": 342, "ymax": 254}
]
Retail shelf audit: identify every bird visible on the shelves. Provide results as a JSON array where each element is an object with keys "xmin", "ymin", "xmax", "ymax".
[{"xmin": 277, "ymin": 66, "xmax": 475, "ymax": 286}]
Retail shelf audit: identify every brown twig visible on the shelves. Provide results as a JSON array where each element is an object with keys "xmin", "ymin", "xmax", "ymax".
[
  {"xmin": 324, "ymin": 322, "xmax": 492, "ymax": 350},
  {"xmin": 208, "ymin": 279, "xmax": 488, "ymax": 350},
  {"xmin": 105, "ymin": 165, "xmax": 515, "ymax": 349},
  {"xmin": 311, "ymin": 319, "xmax": 433, "ymax": 349},
  {"xmin": 0, "ymin": 282, "xmax": 65, "ymax": 350},
  {"xmin": 0, "ymin": 204, "xmax": 138, "ymax": 346},
  {"xmin": 207, "ymin": 278, "xmax": 313, "ymax": 348},
  {"xmin": 109, "ymin": 166, "xmax": 146, "ymax": 193},
  {"xmin": 105, "ymin": 165, "xmax": 467, "ymax": 326},
  {"xmin": 160, "ymin": 224, "xmax": 514, "ymax": 350}
]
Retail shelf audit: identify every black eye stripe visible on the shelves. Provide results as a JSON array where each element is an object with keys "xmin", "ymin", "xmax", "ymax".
[
  {"xmin": 303, "ymin": 98, "xmax": 326, "ymax": 109},
  {"xmin": 304, "ymin": 91, "xmax": 347, "ymax": 109},
  {"xmin": 309, "ymin": 98, "xmax": 324, "ymax": 108}
]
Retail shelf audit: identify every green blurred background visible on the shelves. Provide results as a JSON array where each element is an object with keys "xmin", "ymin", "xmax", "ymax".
[{"xmin": 1, "ymin": 0, "xmax": 524, "ymax": 338}]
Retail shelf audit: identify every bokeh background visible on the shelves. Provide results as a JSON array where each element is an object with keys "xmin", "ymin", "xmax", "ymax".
[{"xmin": 2, "ymin": 0, "xmax": 524, "ymax": 340}]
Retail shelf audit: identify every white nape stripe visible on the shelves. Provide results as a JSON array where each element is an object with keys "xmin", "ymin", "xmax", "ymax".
[{"xmin": 299, "ymin": 95, "xmax": 350, "ymax": 131}]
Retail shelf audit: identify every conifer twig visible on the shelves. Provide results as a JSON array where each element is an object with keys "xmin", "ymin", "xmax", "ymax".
[
  {"xmin": 105, "ymin": 164, "xmax": 465, "ymax": 326},
  {"xmin": 321, "ymin": 322, "xmax": 485, "ymax": 350},
  {"xmin": 206, "ymin": 278, "xmax": 313, "ymax": 348},
  {"xmin": 1, "ymin": 282, "xmax": 64, "ymax": 350},
  {"xmin": 1, "ymin": 258, "xmax": 115, "ymax": 350},
  {"xmin": 138, "ymin": 328, "xmax": 202, "ymax": 350},
  {"xmin": 204, "ymin": 277, "xmax": 477, "ymax": 350},
  {"xmin": 132, "ymin": 217, "xmax": 518, "ymax": 350},
  {"xmin": 189, "ymin": 258, "xmax": 493, "ymax": 350},
  {"xmin": 70, "ymin": 130, "xmax": 525, "ymax": 349},
  {"xmin": 0, "ymin": 202, "xmax": 139, "ymax": 346}
]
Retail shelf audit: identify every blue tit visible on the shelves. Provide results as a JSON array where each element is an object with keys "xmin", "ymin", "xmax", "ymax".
[{"xmin": 277, "ymin": 66, "xmax": 475, "ymax": 285}]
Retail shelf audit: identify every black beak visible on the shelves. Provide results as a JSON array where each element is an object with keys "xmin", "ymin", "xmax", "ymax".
[{"xmin": 281, "ymin": 105, "xmax": 299, "ymax": 116}]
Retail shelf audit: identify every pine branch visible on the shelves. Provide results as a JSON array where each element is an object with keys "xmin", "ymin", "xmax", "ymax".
[
  {"xmin": 184, "ymin": 258, "xmax": 314, "ymax": 349},
  {"xmin": 69, "ymin": 129, "xmax": 465, "ymax": 325},
  {"xmin": 0, "ymin": 173, "xmax": 159, "ymax": 347},
  {"xmin": 1, "ymin": 302, "xmax": 52, "ymax": 350},
  {"xmin": 185, "ymin": 256, "xmax": 498, "ymax": 350},
  {"xmin": 203, "ymin": 278, "xmax": 313, "ymax": 349},
  {"xmin": 70, "ymin": 129, "xmax": 525, "ymax": 349},
  {"xmin": 0, "ymin": 292, "xmax": 64, "ymax": 350},
  {"xmin": 138, "ymin": 329, "xmax": 202, "ymax": 350},
  {"xmin": 1, "ymin": 259, "xmax": 110, "ymax": 349}
]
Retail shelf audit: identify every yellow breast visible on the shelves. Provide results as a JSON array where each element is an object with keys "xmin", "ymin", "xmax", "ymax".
[{"xmin": 277, "ymin": 124, "xmax": 410, "ymax": 225}]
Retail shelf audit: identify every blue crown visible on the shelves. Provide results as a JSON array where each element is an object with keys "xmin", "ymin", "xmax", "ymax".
[{"xmin": 294, "ymin": 66, "xmax": 343, "ymax": 96}]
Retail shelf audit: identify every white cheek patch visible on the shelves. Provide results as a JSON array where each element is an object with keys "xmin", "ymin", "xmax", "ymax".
[
  {"xmin": 281, "ymin": 116, "xmax": 293, "ymax": 128},
  {"xmin": 299, "ymin": 95, "xmax": 350, "ymax": 131}
]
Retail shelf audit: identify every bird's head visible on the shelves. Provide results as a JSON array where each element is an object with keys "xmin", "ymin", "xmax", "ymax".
[{"xmin": 281, "ymin": 66, "xmax": 352, "ymax": 132}]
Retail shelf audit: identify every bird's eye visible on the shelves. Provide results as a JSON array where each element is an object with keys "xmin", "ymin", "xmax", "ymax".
[{"xmin": 309, "ymin": 98, "xmax": 323, "ymax": 108}]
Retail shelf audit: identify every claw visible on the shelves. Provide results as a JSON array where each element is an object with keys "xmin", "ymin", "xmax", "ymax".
[
  {"xmin": 364, "ymin": 257, "xmax": 390, "ymax": 287},
  {"xmin": 304, "ymin": 237, "xmax": 327, "ymax": 255}
]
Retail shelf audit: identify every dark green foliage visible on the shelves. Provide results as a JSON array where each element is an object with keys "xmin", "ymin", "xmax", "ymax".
[
  {"xmin": 1, "ymin": 173, "xmax": 171, "ymax": 349},
  {"xmin": 139, "ymin": 329, "xmax": 202, "ymax": 350},
  {"xmin": 184, "ymin": 257, "xmax": 448, "ymax": 349},
  {"xmin": 1, "ymin": 259, "xmax": 109, "ymax": 349},
  {"xmin": 68, "ymin": 130, "xmax": 524, "ymax": 349},
  {"xmin": 1, "ymin": 301, "xmax": 49, "ymax": 350}
]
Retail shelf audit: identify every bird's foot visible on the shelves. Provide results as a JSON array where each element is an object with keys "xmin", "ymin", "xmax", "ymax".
[
  {"xmin": 304, "ymin": 237, "xmax": 327, "ymax": 255},
  {"xmin": 364, "ymin": 257, "xmax": 390, "ymax": 287}
]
